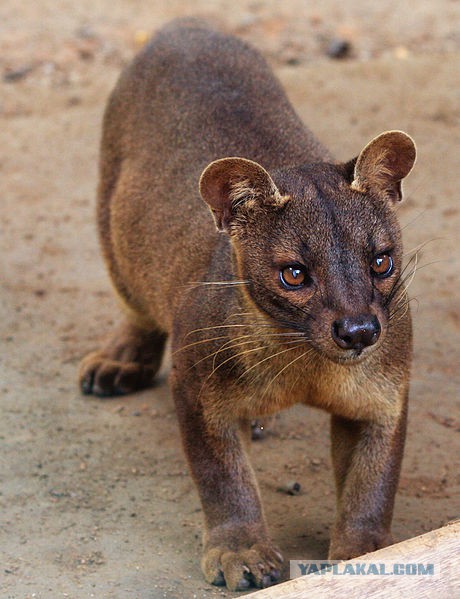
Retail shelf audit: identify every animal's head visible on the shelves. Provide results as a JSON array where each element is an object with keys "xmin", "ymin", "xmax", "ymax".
[{"xmin": 199, "ymin": 131, "xmax": 416, "ymax": 364}]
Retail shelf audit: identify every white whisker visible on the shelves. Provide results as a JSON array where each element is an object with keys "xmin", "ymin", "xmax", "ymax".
[
  {"xmin": 188, "ymin": 280, "xmax": 249, "ymax": 287},
  {"xmin": 261, "ymin": 348, "xmax": 314, "ymax": 399},
  {"xmin": 235, "ymin": 342, "xmax": 306, "ymax": 383}
]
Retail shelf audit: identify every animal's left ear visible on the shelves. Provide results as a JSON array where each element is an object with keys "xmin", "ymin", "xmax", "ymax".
[{"xmin": 349, "ymin": 130, "xmax": 416, "ymax": 202}]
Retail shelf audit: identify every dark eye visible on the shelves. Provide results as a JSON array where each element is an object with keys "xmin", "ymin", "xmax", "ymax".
[
  {"xmin": 371, "ymin": 254, "xmax": 394, "ymax": 278},
  {"xmin": 280, "ymin": 265, "xmax": 309, "ymax": 289}
]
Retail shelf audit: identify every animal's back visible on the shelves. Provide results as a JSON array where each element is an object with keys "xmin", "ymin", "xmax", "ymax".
[{"xmin": 98, "ymin": 19, "xmax": 330, "ymax": 328}]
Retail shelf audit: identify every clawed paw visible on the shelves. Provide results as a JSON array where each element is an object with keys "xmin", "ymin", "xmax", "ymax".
[
  {"xmin": 202, "ymin": 543, "xmax": 283, "ymax": 591},
  {"xmin": 79, "ymin": 351, "xmax": 154, "ymax": 397}
]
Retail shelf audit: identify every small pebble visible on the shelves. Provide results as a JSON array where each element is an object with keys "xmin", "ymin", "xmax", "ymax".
[
  {"xmin": 67, "ymin": 96, "xmax": 82, "ymax": 107},
  {"xmin": 4, "ymin": 65, "xmax": 34, "ymax": 82},
  {"xmin": 277, "ymin": 481, "xmax": 301, "ymax": 495},
  {"xmin": 282, "ymin": 49, "xmax": 302, "ymax": 66},
  {"xmin": 326, "ymin": 38, "xmax": 352, "ymax": 59},
  {"xmin": 76, "ymin": 25, "xmax": 97, "ymax": 40},
  {"xmin": 394, "ymin": 45, "xmax": 409, "ymax": 60},
  {"xmin": 134, "ymin": 30, "xmax": 149, "ymax": 47},
  {"xmin": 251, "ymin": 420, "xmax": 265, "ymax": 440}
]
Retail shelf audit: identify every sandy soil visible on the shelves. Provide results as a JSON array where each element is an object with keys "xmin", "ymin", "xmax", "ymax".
[{"xmin": 1, "ymin": 1, "xmax": 459, "ymax": 597}]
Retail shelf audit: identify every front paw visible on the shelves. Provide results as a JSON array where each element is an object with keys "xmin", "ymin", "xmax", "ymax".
[
  {"xmin": 329, "ymin": 529, "xmax": 393, "ymax": 560},
  {"xmin": 79, "ymin": 351, "xmax": 153, "ymax": 397},
  {"xmin": 202, "ymin": 542, "xmax": 283, "ymax": 591}
]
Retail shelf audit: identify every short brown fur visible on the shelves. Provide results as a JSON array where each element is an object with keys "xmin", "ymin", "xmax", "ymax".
[{"xmin": 79, "ymin": 19, "xmax": 416, "ymax": 591}]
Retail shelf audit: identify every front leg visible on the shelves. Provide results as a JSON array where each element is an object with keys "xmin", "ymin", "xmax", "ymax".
[
  {"xmin": 171, "ymin": 374, "xmax": 282, "ymax": 591},
  {"xmin": 329, "ymin": 395, "xmax": 408, "ymax": 559}
]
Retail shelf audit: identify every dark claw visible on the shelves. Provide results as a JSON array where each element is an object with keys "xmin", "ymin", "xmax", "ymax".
[
  {"xmin": 270, "ymin": 568, "xmax": 280, "ymax": 581},
  {"xmin": 262, "ymin": 574, "xmax": 275, "ymax": 588},
  {"xmin": 236, "ymin": 577, "xmax": 250, "ymax": 590},
  {"xmin": 81, "ymin": 373, "xmax": 94, "ymax": 395},
  {"xmin": 211, "ymin": 570, "xmax": 226, "ymax": 586},
  {"xmin": 113, "ymin": 384, "xmax": 134, "ymax": 396},
  {"xmin": 92, "ymin": 385, "xmax": 111, "ymax": 397}
]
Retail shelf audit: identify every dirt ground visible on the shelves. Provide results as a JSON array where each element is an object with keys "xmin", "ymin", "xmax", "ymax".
[{"xmin": 1, "ymin": 1, "xmax": 459, "ymax": 597}]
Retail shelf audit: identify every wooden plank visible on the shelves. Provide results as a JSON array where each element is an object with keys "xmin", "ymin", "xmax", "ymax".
[{"xmin": 251, "ymin": 520, "xmax": 459, "ymax": 598}]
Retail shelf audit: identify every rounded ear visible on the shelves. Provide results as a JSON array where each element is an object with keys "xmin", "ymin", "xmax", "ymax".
[
  {"xmin": 351, "ymin": 130, "xmax": 416, "ymax": 202},
  {"xmin": 199, "ymin": 157, "xmax": 286, "ymax": 232}
]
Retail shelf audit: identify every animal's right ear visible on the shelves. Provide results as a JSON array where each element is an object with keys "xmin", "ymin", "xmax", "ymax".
[{"xmin": 199, "ymin": 157, "xmax": 287, "ymax": 233}]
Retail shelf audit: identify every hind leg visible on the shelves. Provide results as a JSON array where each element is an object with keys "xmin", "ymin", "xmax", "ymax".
[{"xmin": 79, "ymin": 320, "xmax": 167, "ymax": 397}]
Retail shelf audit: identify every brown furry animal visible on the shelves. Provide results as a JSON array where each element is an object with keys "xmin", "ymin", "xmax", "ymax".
[{"xmin": 79, "ymin": 19, "xmax": 416, "ymax": 591}]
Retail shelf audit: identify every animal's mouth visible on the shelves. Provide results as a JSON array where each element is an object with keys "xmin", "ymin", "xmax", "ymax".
[
  {"xmin": 321, "ymin": 338, "xmax": 383, "ymax": 365},
  {"xmin": 304, "ymin": 335, "xmax": 382, "ymax": 366},
  {"xmin": 328, "ymin": 348, "xmax": 370, "ymax": 365}
]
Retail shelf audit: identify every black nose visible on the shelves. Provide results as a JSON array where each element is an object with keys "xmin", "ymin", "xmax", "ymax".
[{"xmin": 332, "ymin": 314, "xmax": 381, "ymax": 351}]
